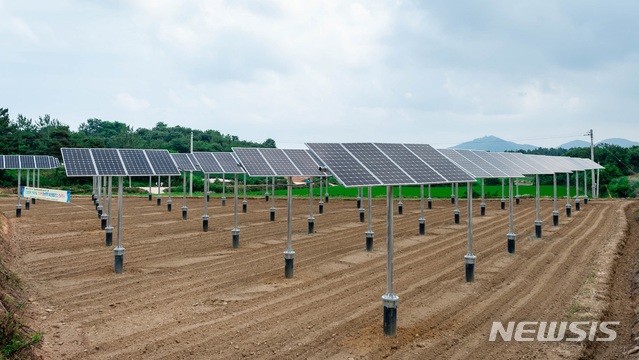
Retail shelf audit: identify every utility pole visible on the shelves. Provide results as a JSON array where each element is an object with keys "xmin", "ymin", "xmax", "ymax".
[
  {"xmin": 189, "ymin": 131, "xmax": 193, "ymax": 197},
  {"xmin": 587, "ymin": 129, "xmax": 596, "ymax": 198}
]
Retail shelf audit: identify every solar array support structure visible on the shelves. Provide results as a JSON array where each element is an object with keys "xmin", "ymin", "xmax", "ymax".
[
  {"xmin": 306, "ymin": 142, "xmax": 475, "ymax": 337},
  {"xmin": 232, "ymin": 147, "xmax": 325, "ymax": 279},
  {"xmin": 169, "ymin": 153, "xmax": 199, "ymax": 220},
  {"xmin": 0, "ymin": 155, "xmax": 58, "ymax": 218},
  {"xmin": 61, "ymin": 148, "xmax": 180, "ymax": 274}
]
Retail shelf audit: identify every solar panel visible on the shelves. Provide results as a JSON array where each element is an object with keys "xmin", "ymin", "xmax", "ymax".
[
  {"xmin": 281, "ymin": 149, "xmax": 324, "ymax": 176},
  {"xmin": 471, "ymin": 151, "xmax": 522, "ymax": 178},
  {"xmin": 171, "ymin": 153, "xmax": 198, "ymax": 171},
  {"xmin": 34, "ymin": 156, "xmax": 51, "ymax": 169},
  {"xmin": 337, "ymin": 143, "xmax": 413, "ymax": 185},
  {"xmin": 5, "ymin": 155, "xmax": 20, "ymax": 169},
  {"xmin": 306, "ymin": 143, "xmax": 382, "ymax": 187},
  {"xmin": 91, "ymin": 148, "xmax": 127, "ymax": 175},
  {"xmin": 212, "ymin": 152, "xmax": 245, "ymax": 174},
  {"xmin": 52, "ymin": 157, "xmax": 60, "ymax": 168},
  {"xmin": 61, "ymin": 148, "xmax": 97, "ymax": 176},
  {"xmin": 404, "ymin": 144, "xmax": 475, "ymax": 182},
  {"xmin": 186, "ymin": 154, "xmax": 201, "ymax": 171},
  {"xmin": 257, "ymin": 149, "xmax": 300, "ymax": 176},
  {"xmin": 438, "ymin": 149, "xmax": 492, "ymax": 178},
  {"xmin": 492, "ymin": 153, "xmax": 535, "ymax": 175},
  {"xmin": 0, "ymin": 156, "xmax": 4, "ymax": 169},
  {"xmin": 144, "ymin": 150, "xmax": 180, "ymax": 175},
  {"xmin": 511, "ymin": 153, "xmax": 555, "ymax": 174},
  {"xmin": 118, "ymin": 149, "xmax": 153, "ymax": 176},
  {"xmin": 19, "ymin": 156, "xmax": 36, "ymax": 169},
  {"xmin": 192, "ymin": 152, "xmax": 223, "ymax": 174},
  {"xmin": 232, "ymin": 148, "xmax": 275, "ymax": 176},
  {"xmin": 452, "ymin": 150, "xmax": 507, "ymax": 178}
]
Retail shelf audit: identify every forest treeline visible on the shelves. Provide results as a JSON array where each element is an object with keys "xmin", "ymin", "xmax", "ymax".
[
  {"xmin": 0, "ymin": 108, "xmax": 275, "ymax": 159},
  {"xmin": 0, "ymin": 107, "xmax": 638, "ymax": 197}
]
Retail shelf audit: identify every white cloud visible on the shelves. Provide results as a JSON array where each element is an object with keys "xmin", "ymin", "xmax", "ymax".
[{"xmin": 115, "ymin": 93, "xmax": 150, "ymax": 111}]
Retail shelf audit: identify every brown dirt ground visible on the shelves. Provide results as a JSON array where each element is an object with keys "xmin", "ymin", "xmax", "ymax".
[{"xmin": 0, "ymin": 193, "xmax": 635, "ymax": 359}]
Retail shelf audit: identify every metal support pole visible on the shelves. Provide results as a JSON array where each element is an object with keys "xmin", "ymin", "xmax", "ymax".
[
  {"xmin": 189, "ymin": 171, "xmax": 193, "ymax": 197},
  {"xmin": 454, "ymin": 183, "xmax": 460, "ymax": 224},
  {"xmin": 575, "ymin": 171, "xmax": 580, "ymax": 211},
  {"xmin": 182, "ymin": 171, "xmax": 188, "ymax": 220},
  {"xmin": 114, "ymin": 176, "xmax": 125, "ymax": 274},
  {"xmin": 419, "ymin": 184, "xmax": 425, "ymax": 235},
  {"xmin": 450, "ymin": 183, "xmax": 455, "ymax": 204},
  {"xmin": 265, "ymin": 176, "xmax": 269, "ymax": 201},
  {"xmin": 270, "ymin": 176, "xmax": 276, "ymax": 221},
  {"xmin": 427, "ymin": 184, "xmax": 432, "ymax": 209},
  {"xmin": 148, "ymin": 176, "xmax": 152, "ymax": 201},
  {"xmin": 24, "ymin": 169, "xmax": 30, "ymax": 211},
  {"xmin": 359, "ymin": 187, "xmax": 365, "ymax": 223},
  {"xmin": 318, "ymin": 176, "xmax": 324, "ymax": 214},
  {"xmin": 382, "ymin": 185, "xmax": 398, "ymax": 336},
  {"xmin": 92, "ymin": 176, "xmax": 96, "ymax": 203},
  {"xmin": 480, "ymin": 178, "xmax": 486, "ymax": 216},
  {"xmin": 222, "ymin": 174, "xmax": 227, "ymax": 206},
  {"xmin": 515, "ymin": 179, "xmax": 520, "ymax": 205},
  {"xmin": 284, "ymin": 177, "xmax": 295, "ymax": 278},
  {"xmin": 100, "ymin": 176, "xmax": 108, "ymax": 229},
  {"xmin": 232, "ymin": 173, "xmax": 240, "ymax": 248},
  {"xmin": 16, "ymin": 169, "xmax": 22, "ymax": 217},
  {"xmin": 465, "ymin": 182, "xmax": 476, "ymax": 282},
  {"xmin": 33, "ymin": 169, "xmax": 39, "ymax": 204},
  {"xmin": 534, "ymin": 174, "xmax": 542, "ymax": 238},
  {"xmin": 596, "ymin": 168, "xmax": 600, "ymax": 198},
  {"xmin": 566, "ymin": 173, "xmax": 572, "ymax": 217},
  {"xmin": 552, "ymin": 173, "xmax": 559, "ymax": 226},
  {"xmin": 167, "ymin": 176, "xmax": 172, "ymax": 211},
  {"xmin": 156, "ymin": 175, "xmax": 161, "ymax": 206},
  {"xmin": 105, "ymin": 176, "xmax": 113, "ymax": 246},
  {"xmin": 202, "ymin": 173, "xmax": 209, "ymax": 232},
  {"xmin": 398, "ymin": 185, "xmax": 403, "ymax": 215},
  {"xmin": 95, "ymin": 173, "xmax": 101, "ymax": 214},
  {"xmin": 324, "ymin": 176, "xmax": 329, "ymax": 203},
  {"xmin": 366, "ymin": 186, "xmax": 374, "ymax": 251},
  {"xmin": 308, "ymin": 178, "xmax": 315, "ymax": 234},
  {"xmin": 583, "ymin": 170, "xmax": 588, "ymax": 204},
  {"xmin": 242, "ymin": 173, "xmax": 247, "ymax": 213},
  {"xmin": 507, "ymin": 178, "xmax": 516, "ymax": 254},
  {"xmin": 500, "ymin": 178, "xmax": 505, "ymax": 210}
]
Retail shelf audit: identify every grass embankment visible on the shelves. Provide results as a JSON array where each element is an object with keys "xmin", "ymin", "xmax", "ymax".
[{"xmin": 0, "ymin": 215, "xmax": 41, "ymax": 359}]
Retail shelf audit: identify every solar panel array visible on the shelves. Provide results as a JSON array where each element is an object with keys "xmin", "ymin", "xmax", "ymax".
[
  {"xmin": 232, "ymin": 148, "xmax": 324, "ymax": 177},
  {"xmin": 171, "ymin": 153, "xmax": 198, "ymax": 171},
  {"xmin": 305, "ymin": 143, "xmax": 475, "ymax": 187},
  {"xmin": 61, "ymin": 148, "xmax": 180, "ymax": 177},
  {"xmin": 0, "ymin": 155, "xmax": 58, "ymax": 170},
  {"xmin": 438, "ymin": 149, "xmax": 492, "ymax": 178},
  {"xmin": 192, "ymin": 152, "xmax": 223, "ymax": 174},
  {"xmin": 212, "ymin": 152, "xmax": 245, "ymax": 174}
]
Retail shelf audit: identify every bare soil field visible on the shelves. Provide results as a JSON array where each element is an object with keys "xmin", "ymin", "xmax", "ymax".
[{"xmin": 0, "ymin": 194, "xmax": 635, "ymax": 359}]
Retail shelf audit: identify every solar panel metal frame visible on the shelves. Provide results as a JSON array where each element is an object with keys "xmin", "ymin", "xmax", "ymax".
[
  {"xmin": 212, "ymin": 152, "xmax": 245, "ymax": 174},
  {"xmin": 61, "ymin": 148, "xmax": 98, "ymax": 176},
  {"xmin": 403, "ymin": 144, "xmax": 475, "ymax": 183},
  {"xmin": 372, "ymin": 143, "xmax": 448, "ymax": 184},
  {"xmin": 471, "ymin": 151, "xmax": 523, "ymax": 178},
  {"xmin": 305, "ymin": 143, "xmax": 382, "ymax": 187},
  {"xmin": 438, "ymin": 149, "xmax": 492, "ymax": 178},
  {"xmin": 493, "ymin": 152, "xmax": 539, "ymax": 175},
  {"xmin": 18, "ymin": 155, "xmax": 36, "ymax": 169},
  {"xmin": 306, "ymin": 143, "xmax": 475, "ymax": 188},
  {"xmin": 143, "ymin": 149, "xmax": 180, "ymax": 176},
  {"xmin": 170, "ymin": 153, "xmax": 198, "ymax": 172},
  {"xmin": 232, "ymin": 148, "xmax": 276, "ymax": 177},
  {"xmin": 118, "ymin": 149, "xmax": 154, "ymax": 176},
  {"xmin": 192, "ymin": 152, "xmax": 223, "ymax": 174},
  {"xmin": 91, "ymin": 148, "xmax": 128, "ymax": 176}
]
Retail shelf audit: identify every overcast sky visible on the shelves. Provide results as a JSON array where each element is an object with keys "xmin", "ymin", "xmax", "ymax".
[{"xmin": 1, "ymin": 1, "xmax": 637, "ymax": 149}]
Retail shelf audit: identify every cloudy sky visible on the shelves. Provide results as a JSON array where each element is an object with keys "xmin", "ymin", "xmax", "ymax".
[{"xmin": 1, "ymin": 0, "xmax": 637, "ymax": 148}]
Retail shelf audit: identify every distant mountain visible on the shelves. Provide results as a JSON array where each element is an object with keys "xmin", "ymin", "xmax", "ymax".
[
  {"xmin": 450, "ymin": 135, "xmax": 538, "ymax": 152},
  {"xmin": 598, "ymin": 138, "xmax": 639, "ymax": 147},
  {"xmin": 559, "ymin": 140, "xmax": 590, "ymax": 149}
]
